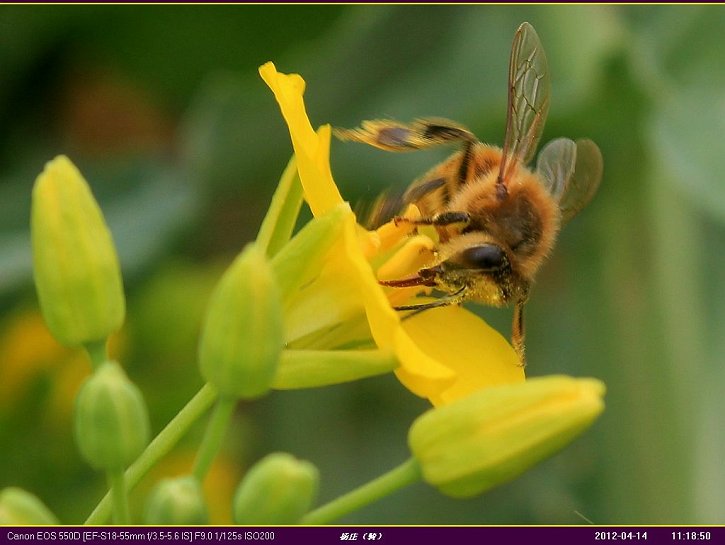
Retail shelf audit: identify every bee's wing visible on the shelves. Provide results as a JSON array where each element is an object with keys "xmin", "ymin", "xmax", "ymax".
[
  {"xmin": 536, "ymin": 138, "xmax": 576, "ymax": 200},
  {"xmin": 559, "ymin": 139, "xmax": 603, "ymax": 223},
  {"xmin": 537, "ymin": 137, "xmax": 603, "ymax": 225},
  {"xmin": 498, "ymin": 22, "xmax": 551, "ymax": 188},
  {"xmin": 358, "ymin": 190, "xmax": 406, "ymax": 229}
]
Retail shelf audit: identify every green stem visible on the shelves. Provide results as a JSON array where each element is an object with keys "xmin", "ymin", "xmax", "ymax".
[
  {"xmin": 192, "ymin": 396, "xmax": 237, "ymax": 481},
  {"xmin": 107, "ymin": 468, "xmax": 129, "ymax": 525},
  {"xmin": 85, "ymin": 383, "xmax": 218, "ymax": 524},
  {"xmin": 84, "ymin": 340, "xmax": 107, "ymax": 371},
  {"xmin": 301, "ymin": 458, "xmax": 422, "ymax": 525}
]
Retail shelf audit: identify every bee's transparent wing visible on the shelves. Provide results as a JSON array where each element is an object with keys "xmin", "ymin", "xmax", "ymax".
[
  {"xmin": 560, "ymin": 139, "xmax": 603, "ymax": 223},
  {"xmin": 498, "ymin": 22, "xmax": 551, "ymax": 188},
  {"xmin": 536, "ymin": 138, "xmax": 576, "ymax": 200},
  {"xmin": 537, "ymin": 138, "xmax": 603, "ymax": 224}
]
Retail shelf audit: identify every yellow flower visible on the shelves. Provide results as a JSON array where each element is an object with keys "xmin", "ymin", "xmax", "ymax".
[{"xmin": 260, "ymin": 62, "xmax": 523, "ymax": 406}]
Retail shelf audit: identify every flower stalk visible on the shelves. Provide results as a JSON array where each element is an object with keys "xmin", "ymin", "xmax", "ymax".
[
  {"xmin": 301, "ymin": 459, "xmax": 421, "ymax": 525},
  {"xmin": 107, "ymin": 468, "xmax": 129, "ymax": 525},
  {"xmin": 192, "ymin": 397, "xmax": 237, "ymax": 481}
]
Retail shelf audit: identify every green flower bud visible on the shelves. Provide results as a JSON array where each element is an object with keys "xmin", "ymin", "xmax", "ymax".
[
  {"xmin": 0, "ymin": 487, "xmax": 59, "ymax": 525},
  {"xmin": 74, "ymin": 361, "xmax": 150, "ymax": 470},
  {"xmin": 199, "ymin": 244, "xmax": 283, "ymax": 399},
  {"xmin": 233, "ymin": 452, "xmax": 318, "ymax": 525},
  {"xmin": 408, "ymin": 375, "xmax": 605, "ymax": 498},
  {"xmin": 31, "ymin": 155, "xmax": 125, "ymax": 347},
  {"xmin": 145, "ymin": 476, "xmax": 209, "ymax": 525},
  {"xmin": 271, "ymin": 203, "xmax": 350, "ymax": 302}
]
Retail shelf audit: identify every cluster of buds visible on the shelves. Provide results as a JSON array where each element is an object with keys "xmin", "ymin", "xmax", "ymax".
[
  {"xmin": 32, "ymin": 156, "xmax": 151, "ymax": 474},
  {"xmin": 27, "ymin": 156, "xmax": 150, "ymax": 524}
]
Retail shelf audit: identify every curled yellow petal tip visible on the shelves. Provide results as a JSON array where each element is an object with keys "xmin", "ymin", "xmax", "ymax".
[
  {"xmin": 259, "ymin": 62, "xmax": 306, "ymax": 100},
  {"xmin": 260, "ymin": 62, "xmax": 343, "ymax": 217}
]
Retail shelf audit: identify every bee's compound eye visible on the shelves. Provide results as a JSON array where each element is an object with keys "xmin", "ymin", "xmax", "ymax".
[{"xmin": 460, "ymin": 244, "xmax": 506, "ymax": 270}]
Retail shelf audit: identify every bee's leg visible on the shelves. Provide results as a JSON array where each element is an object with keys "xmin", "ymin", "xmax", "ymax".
[
  {"xmin": 394, "ymin": 210, "xmax": 470, "ymax": 228},
  {"xmin": 394, "ymin": 286, "xmax": 468, "ymax": 320},
  {"xmin": 379, "ymin": 275, "xmax": 437, "ymax": 288},
  {"xmin": 335, "ymin": 118, "xmax": 476, "ymax": 152},
  {"xmin": 512, "ymin": 300, "xmax": 527, "ymax": 367}
]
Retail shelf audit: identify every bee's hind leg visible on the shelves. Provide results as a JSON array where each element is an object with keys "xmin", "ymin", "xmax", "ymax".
[{"xmin": 512, "ymin": 299, "xmax": 527, "ymax": 367}]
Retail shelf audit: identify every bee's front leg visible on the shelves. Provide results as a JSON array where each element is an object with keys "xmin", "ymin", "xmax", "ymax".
[{"xmin": 394, "ymin": 211, "xmax": 470, "ymax": 228}]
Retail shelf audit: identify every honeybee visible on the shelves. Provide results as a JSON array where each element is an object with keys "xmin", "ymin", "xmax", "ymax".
[{"xmin": 336, "ymin": 22, "xmax": 603, "ymax": 366}]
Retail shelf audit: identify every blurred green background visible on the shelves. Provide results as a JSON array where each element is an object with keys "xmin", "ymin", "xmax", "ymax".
[{"xmin": 1, "ymin": 5, "xmax": 723, "ymax": 524}]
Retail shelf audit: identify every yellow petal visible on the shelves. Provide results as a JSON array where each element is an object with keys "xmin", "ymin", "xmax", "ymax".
[
  {"xmin": 338, "ymin": 217, "xmax": 456, "ymax": 396},
  {"xmin": 374, "ymin": 205, "xmax": 422, "ymax": 253},
  {"xmin": 401, "ymin": 304, "xmax": 524, "ymax": 406},
  {"xmin": 377, "ymin": 235, "xmax": 436, "ymax": 282},
  {"xmin": 259, "ymin": 62, "xmax": 343, "ymax": 217}
]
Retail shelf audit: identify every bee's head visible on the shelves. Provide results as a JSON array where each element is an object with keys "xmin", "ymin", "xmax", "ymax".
[
  {"xmin": 419, "ymin": 236, "xmax": 525, "ymax": 307},
  {"xmin": 456, "ymin": 244, "xmax": 508, "ymax": 271},
  {"xmin": 434, "ymin": 233, "xmax": 513, "ymax": 274}
]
